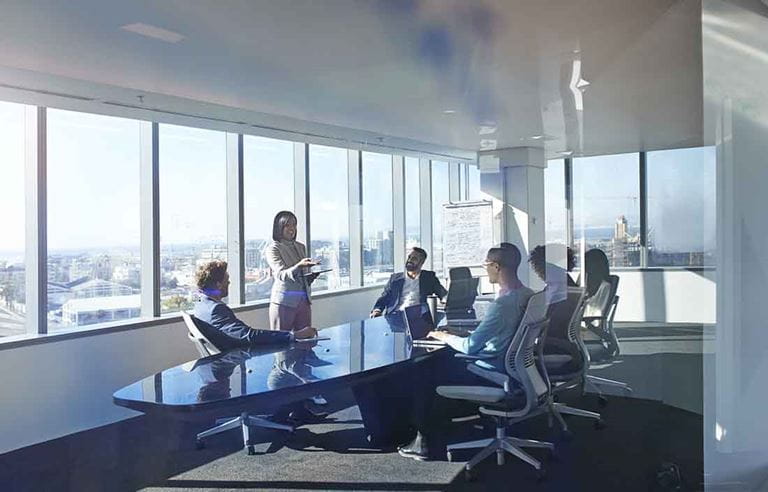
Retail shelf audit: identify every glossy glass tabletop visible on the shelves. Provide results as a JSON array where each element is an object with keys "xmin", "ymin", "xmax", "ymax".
[{"xmin": 113, "ymin": 314, "xmax": 445, "ymax": 411}]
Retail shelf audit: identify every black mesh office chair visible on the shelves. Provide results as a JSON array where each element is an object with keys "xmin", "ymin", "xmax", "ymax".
[
  {"xmin": 542, "ymin": 288, "xmax": 604, "ymax": 436},
  {"xmin": 445, "ymin": 267, "xmax": 479, "ymax": 320},
  {"xmin": 581, "ymin": 276, "xmax": 633, "ymax": 398}
]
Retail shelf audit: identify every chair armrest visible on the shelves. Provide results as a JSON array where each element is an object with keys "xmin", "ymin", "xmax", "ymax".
[
  {"xmin": 467, "ymin": 363, "xmax": 509, "ymax": 388},
  {"xmin": 454, "ymin": 353, "xmax": 495, "ymax": 360}
]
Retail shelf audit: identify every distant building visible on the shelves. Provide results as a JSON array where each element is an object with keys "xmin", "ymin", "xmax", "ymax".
[{"xmin": 61, "ymin": 294, "xmax": 141, "ymax": 326}]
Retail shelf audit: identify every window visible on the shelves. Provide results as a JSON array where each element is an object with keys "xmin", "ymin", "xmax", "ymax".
[
  {"xmin": 159, "ymin": 125, "xmax": 227, "ymax": 314},
  {"xmin": 0, "ymin": 102, "xmax": 26, "ymax": 337},
  {"xmin": 431, "ymin": 160, "xmax": 450, "ymax": 278},
  {"xmin": 647, "ymin": 147, "xmax": 716, "ymax": 267},
  {"xmin": 361, "ymin": 152, "xmax": 394, "ymax": 285},
  {"xmin": 467, "ymin": 164, "xmax": 482, "ymax": 201},
  {"xmin": 544, "ymin": 159, "xmax": 567, "ymax": 245},
  {"xmin": 573, "ymin": 153, "xmax": 640, "ymax": 267},
  {"xmin": 404, "ymin": 157, "xmax": 421, "ymax": 254},
  {"xmin": 47, "ymin": 109, "xmax": 141, "ymax": 330},
  {"xmin": 243, "ymin": 135, "xmax": 295, "ymax": 302},
  {"xmin": 309, "ymin": 145, "xmax": 350, "ymax": 291}
]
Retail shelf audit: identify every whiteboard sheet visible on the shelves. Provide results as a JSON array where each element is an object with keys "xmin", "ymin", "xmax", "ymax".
[{"xmin": 442, "ymin": 201, "xmax": 494, "ymax": 269}]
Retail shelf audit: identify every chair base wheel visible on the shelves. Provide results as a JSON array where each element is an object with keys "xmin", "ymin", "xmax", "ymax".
[
  {"xmin": 594, "ymin": 419, "xmax": 606, "ymax": 430},
  {"xmin": 446, "ymin": 451, "xmax": 453, "ymax": 462},
  {"xmin": 246, "ymin": 445, "xmax": 256, "ymax": 455},
  {"xmin": 194, "ymin": 439, "xmax": 204, "ymax": 450}
]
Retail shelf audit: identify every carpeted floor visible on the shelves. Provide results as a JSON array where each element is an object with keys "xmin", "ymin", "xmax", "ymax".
[{"xmin": 1, "ymin": 323, "xmax": 708, "ymax": 492}]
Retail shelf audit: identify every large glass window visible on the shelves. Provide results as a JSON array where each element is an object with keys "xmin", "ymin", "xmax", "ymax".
[
  {"xmin": 159, "ymin": 125, "xmax": 227, "ymax": 314},
  {"xmin": 0, "ymin": 102, "xmax": 26, "ymax": 337},
  {"xmin": 647, "ymin": 147, "xmax": 716, "ymax": 267},
  {"xmin": 573, "ymin": 153, "xmax": 640, "ymax": 267},
  {"xmin": 361, "ymin": 152, "xmax": 394, "ymax": 285},
  {"xmin": 47, "ymin": 109, "xmax": 141, "ymax": 330},
  {"xmin": 243, "ymin": 136, "xmax": 294, "ymax": 302},
  {"xmin": 309, "ymin": 145, "xmax": 350, "ymax": 291},
  {"xmin": 467, "ymin": 164, "xmax": 482, "ymax": 201},
  {"xmin": 544, "ymin": 159, "xmax": 567, "ymax": 245},
  {"xmin": 431, "ymin": 160, "xmax": 450, "ymax": 278},
  {"xmin": 404, "ymin": 157, "xmax": 421, "ymax": 254}
]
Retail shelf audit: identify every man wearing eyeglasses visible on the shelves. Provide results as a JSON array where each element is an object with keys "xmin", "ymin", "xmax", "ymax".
[
  {"xmin": 398, "ymin": 244, "xmax": 534, "ymax": 462},
  {"xmin": 369, "ymin": 247, "xmax": 447, "ymax": 318}
]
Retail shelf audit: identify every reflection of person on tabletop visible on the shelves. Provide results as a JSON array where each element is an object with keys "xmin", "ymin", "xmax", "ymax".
[
  {"xmin": 370, "ymin": 247, "xmax": 447, "ymax": 318},
  {"xmin": 267, "ymin": 345, "xmax": 329, "ymax": 424},
  {"xmin": 398, "ymin": 244, "xmax": 534, "ymax": 461}
]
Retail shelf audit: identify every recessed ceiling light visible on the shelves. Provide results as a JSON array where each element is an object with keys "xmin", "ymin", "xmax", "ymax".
[
  {"xmin": 573, "ymin": 49, "xmax": 581, "ymax": 54},
  {"xmin": 558, "ymin": 150, "xmax": 574, "ymax": 156},
  {"xmin": 442, "ymin": 109, "xmax": 457, "ymax": 115},
  {"xmin": 530, "ymin": 135, "xmax": 544, "ymax": 140},
  {"xmin": 121, "ymin": 23, "xmax": 185, "ymax": 43}
]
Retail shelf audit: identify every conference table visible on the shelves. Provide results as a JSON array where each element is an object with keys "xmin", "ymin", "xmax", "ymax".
[{"xmin": 113, "ymin": 314, "xmax": 455, "ymax": 451}]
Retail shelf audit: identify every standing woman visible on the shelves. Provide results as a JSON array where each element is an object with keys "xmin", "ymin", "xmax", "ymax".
[{"xmin": 265, "ymin": 211, "xmax": 318, "ymax": 332}]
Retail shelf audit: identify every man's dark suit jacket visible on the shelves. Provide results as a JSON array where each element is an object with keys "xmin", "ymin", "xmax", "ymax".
[
  {"xmin": 194, "ymin": 295, "xmax": 291, "ymax": 351},
  {"xmin": 372, "ymin": 270, "xmax": 448, "ymax": 316}
]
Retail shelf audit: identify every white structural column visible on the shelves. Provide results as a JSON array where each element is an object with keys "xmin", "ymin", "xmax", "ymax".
[
  {"xmin": 24, "ymin": 106, "xmax": 47, "ymax": 334},
  {"xmin": 418, "ymin": 158, "xmax": 433, "ymax": 270},
  {"xmin": 348, "ymin": 150, "xmax": 363, "ymax": 287},
  {"xmin": 139, "ymin": 121, "xmax": 160, "ymax": 317},
  {"xmin": 392, "ymin": 155, "xmax": 406, "ymax": 272},
  {"xmin": 449, "ymin": 162, "xmax": 462, "ymax": 202},
  {"xmin": 225, "ymin": 133, "xmax": 245, "ymax": 305},
  {"xmin": 478, "ymin": 147, "xmax": 546, "ymax": 289},
  {"xmin": 293, "ymin": 143, "xmax": 309, "ymax": 246}
]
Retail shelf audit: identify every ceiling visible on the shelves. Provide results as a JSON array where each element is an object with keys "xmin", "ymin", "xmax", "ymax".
[{"xmin": 0, "ymin": 0, "xmax": 704, "ymax": 158}]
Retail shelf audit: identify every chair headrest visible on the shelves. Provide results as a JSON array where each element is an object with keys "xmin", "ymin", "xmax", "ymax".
[{"xmin": 449, "ymin": 267, "xmax": 472, "ymax": 280}]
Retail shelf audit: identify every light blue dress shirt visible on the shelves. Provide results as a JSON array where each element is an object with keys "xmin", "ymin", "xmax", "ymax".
[{"xmin": 443, "ymin": 286, "xmax": 534, "ymax": 370}]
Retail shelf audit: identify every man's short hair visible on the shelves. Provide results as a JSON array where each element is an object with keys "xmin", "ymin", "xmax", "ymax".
[
  {"xmin": 195, "ymin": 260, "xmax": 228, "ymax": 290},
  {"xmin": 487, "ymin": 244, "xmax": 521, "ymax": 273},
  {"xmin": 410, "ymin": 246, "xmax": 428, "ymax": 261}
]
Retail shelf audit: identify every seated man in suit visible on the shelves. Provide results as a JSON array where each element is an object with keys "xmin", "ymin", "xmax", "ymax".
[
  {"xmin": 370, "ymin": 247, "xmax": 447, "ymax": 318},
  {"xmin": 194, "ymin": 260, "xmax": 317, "ymax": 351}
]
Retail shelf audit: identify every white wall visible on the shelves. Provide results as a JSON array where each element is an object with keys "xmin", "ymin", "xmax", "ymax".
[
  {"xmin": 0, "ymin": 287, "xmax": 380, "ymax": 455},
  {"xmin": 613, "ymin": 269, "xmax": 716, "ymax": 324}
]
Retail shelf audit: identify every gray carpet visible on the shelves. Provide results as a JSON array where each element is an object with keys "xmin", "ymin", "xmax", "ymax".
[{"xmin": 142, "ymin": 406, "xmax": 463, "ymax": 492}]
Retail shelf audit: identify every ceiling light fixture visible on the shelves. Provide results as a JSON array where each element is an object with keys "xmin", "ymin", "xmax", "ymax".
[
  {"xmin": 121, "ymin": 23, "xmax": 185, "ymax": 43},
  {"xmin": 442, "ymin": 109, "xmax": 457, "ymax": 114},
  {"xmin": 530, "ymin": 135, "xmax": 544, "ymax": 140},
  {"xmin": 558, "ymin": 150, "xmax": 574, "ymax": 156}
]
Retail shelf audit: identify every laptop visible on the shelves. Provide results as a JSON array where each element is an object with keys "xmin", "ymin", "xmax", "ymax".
[{"xmin": 403, "ymin": 305, "xmax": 445, "ymax": 345}]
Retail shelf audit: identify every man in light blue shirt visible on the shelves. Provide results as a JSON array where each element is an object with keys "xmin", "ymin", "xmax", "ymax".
[{"xmin": 398, "ymin": 244, "xmax": 534, "ymax": 461}]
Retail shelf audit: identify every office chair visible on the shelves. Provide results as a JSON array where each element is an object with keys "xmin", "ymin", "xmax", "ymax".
[
  {"xmin": 581, "ymin": 276, "xmax": 633, "ymax": 397},
  {"xmin": 445, "ymin": 267, "xmax": 480, "ymax": 320},
  {"xmin": 541, "ymin": 288, "xmax": 604, "ymax": 436},
  {"xmin": 182, "ymin": 312, "xmax": 294, "ymax": 455},
  {"xmin": 439, "ymin": 291, "xmax": 554, "ymax": 480}
]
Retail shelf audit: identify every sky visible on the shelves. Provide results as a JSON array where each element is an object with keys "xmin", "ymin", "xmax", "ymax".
[
  {"xmin": 0, "ymin": 103, "xmax": 404, "ymax": 259},
  {"xmin": 545, "ymin": 150, "xmax": 716, "ymax": 252},
  {"xmin": 0, "ymin": 99, "xmax": 715, "ymax": 259}
]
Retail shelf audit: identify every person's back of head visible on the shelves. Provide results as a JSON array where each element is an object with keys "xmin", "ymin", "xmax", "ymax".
[
  {"xmin": 584, "ymin": 249, "xmax": 610, "ymax": 297},
  {"xmin": 196, "ymin": 260, "xmax": 228, "ymax": 294}
]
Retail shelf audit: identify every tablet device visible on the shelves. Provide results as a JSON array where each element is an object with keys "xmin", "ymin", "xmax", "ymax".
[
  {"xmin": 295, "ymin": 336, "xmax": 330, "ymax": 342},
  {"xmin": 302, "ymin": 268, "xmax": 333, "ymax": 277}
]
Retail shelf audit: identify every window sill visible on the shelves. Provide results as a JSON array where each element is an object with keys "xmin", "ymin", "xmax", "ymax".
[{"xmin": 0, "ymin": 284, "xmax": 384, "ymax": 351}]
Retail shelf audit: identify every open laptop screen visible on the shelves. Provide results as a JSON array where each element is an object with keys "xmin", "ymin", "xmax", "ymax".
[{"xmin": 403, "ymin": 304, "xmax": 435, "ymax": 340}]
